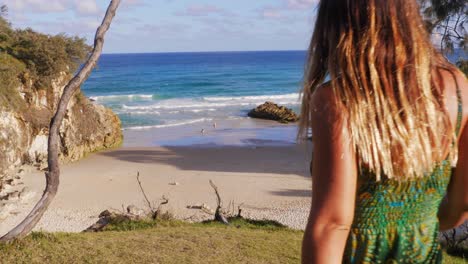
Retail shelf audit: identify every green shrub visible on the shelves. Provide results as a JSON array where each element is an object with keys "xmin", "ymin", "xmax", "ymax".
[
  {"xmin": 0, "ymin": 53, "xmax": 26, "ymax": 109},
  {"xmin": 0, "ymin": 16, "xmax": 90, "ymax": 108}
]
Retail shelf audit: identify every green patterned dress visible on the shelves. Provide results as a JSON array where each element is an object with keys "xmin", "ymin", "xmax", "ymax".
[{"xmin": 343, "ymin": 87, "xmax": 463, "ymax": 264}]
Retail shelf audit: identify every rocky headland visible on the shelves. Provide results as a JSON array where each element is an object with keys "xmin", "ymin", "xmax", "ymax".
[
  {"xmin": 0, "ymin": 74, "xmax": 122, "ymax": 175},
  {"xmin": 0, "ymin": 74, "xmax": 122, "ymax": 208},
  {"xmin": 0, "ymin": 18, "xmax": 122, "ymax": 208}
]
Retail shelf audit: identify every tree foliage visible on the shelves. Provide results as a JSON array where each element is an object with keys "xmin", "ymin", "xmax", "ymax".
[
  {"xmin": 419, "ymin": 0, "xmax": 467, "ymax": 54},
  {"xmin": 0, "ymin": 16, "xmax": 91, "ymax": 89},
  {"xmin": 456, "ymin": 59, "xmax": 468, "ymax": 74},
  {"xmin": 0, "ymin": 5, "xmax": 7, "ymax": 17}
]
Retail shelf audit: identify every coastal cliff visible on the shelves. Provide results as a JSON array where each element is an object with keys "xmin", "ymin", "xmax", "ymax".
[
  {"xmin": 0, "ymin": 17, "xmax": 122, "ymax": 186},
  {"xmin": 0, "ymin": 73, "xmax": 122, "ymax": 182}
]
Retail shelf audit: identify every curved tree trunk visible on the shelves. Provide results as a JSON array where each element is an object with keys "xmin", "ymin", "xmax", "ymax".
[{"xmin": 0, "ymin": 0, "xmax": 121, "ymax": 243}]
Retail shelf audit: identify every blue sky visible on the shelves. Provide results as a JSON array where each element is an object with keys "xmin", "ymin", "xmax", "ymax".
[{"xmin": 4, "ymin": 0, "xmax": 319, "ymax": 53}]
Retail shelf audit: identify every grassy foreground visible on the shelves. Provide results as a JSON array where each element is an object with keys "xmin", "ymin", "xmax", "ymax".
[{"xmin": 0, "ymin": 218, "xmax": 465, "ymax": 264}]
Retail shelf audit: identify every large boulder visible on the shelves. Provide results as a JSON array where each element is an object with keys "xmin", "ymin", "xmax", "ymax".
[{"xmin": 248, "ymin": 101, "xmax": 299, "ymax": 123}]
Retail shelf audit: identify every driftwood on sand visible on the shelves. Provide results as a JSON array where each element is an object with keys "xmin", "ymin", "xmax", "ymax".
[
  {"xmin": 209, "ymin": 180, "xmax": 230, "ymax": 225},
  {"xmin": 136, "ymin": 172, "xmax": 169, "ymax": 220},
  {"xmin": 85, "ymin": 172, "xmax": 170, "ymax": 232}
]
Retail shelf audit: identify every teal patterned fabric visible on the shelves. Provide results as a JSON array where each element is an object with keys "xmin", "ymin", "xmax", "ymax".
[{"xmin": 343, "ymin": 86, "xmax": 463, "ymax": 264}]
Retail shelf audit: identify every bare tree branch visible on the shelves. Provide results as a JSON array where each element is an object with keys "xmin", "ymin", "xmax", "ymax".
[
  {"xmin": 419, "ymin": 0, "xmax": 467, "ymax": 54},
  {"xmin": 136, "ymin": 172, "xmax": 169, "ymax": 220},
  {"xmin": 441, "ymin": 18, "xmax": 450, "ymax": 51},
  {"xmin": 0, "ymin": 0, "xmax": 121, "ymax": 243},
  {"xmin": 209, "ymin": 180, "xmax": 229, "ymax": 225},
  {"xmin": 136, "ymin": 172, "xmax": 155, "ymax": 215},
  {"xmin": 237, "ymin": 203, "xmax": 244, "ymax": 218},
  {"xmin": 153, "ymin": 196, "xmax": 169, "ymax": 220}
]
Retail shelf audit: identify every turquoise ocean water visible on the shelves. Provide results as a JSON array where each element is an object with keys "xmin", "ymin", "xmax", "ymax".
[
  {"xmin": 82, "ymin": 50, "xmax": 466, "ymax": 131},
  {"xmin": 82, "ymin": 51, "xmax": 306, "ymax": 130}
]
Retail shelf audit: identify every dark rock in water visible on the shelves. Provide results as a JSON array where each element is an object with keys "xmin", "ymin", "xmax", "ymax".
[{"xmin": 248, "ymin": 101, "xmax": 299, "ymax": 123}]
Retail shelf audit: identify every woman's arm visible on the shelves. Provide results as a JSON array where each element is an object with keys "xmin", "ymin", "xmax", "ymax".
[
  {"xmin": 302, "ymin": 85, "xmax": 358, "ymax": 264},
  {"xmin": 439, "ymin": 71, "xmax": 468, "ymax": 231},
  {"xmin": 439, "ymin": 122, "xmax": 468, "ymax": 231}
]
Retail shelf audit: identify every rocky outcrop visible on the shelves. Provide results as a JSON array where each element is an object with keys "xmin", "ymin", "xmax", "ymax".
[
  {"xmin": 248, "ymin": 101, "xmax": 299, "ymax": 123},
  {"xmin": 84, "ymin": 207, "xmax": 146, "ymax": 232},
  {"xmin": 85, "ymin": 203, "xmax": 172, "ymax": 232},
  {"xmin": 0, "ymin": 73, "xmax": 122, "ymax": 186}
]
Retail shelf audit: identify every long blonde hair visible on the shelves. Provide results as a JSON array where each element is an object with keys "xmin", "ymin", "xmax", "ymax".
[{"xmin": 299, "ymin": 0, "xmax": 458, "ymax": 180}]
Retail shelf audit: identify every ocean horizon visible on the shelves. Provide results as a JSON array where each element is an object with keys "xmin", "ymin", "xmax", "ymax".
[
  {"xmin": 102, "ymin": 49, "xmax": 307, "ymax": 55},
  {"xmin": 83, "ymin": 49, "xmax": 466, "ymax": 131},
  {"xmin": 82, "ymin": 50, "xmax": 306, "ymax": 130}
]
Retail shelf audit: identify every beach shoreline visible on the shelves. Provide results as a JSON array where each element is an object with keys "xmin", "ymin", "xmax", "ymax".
[
  {"xmin": 0, "ymin": 120, "xmax": 312, "ymax": 235},
  {"xmin": 122, "ymin": 117, "xmax": 299, "ymax": 147}
]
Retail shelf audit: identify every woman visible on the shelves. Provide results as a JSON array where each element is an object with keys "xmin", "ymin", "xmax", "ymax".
[{"xmin": 300, "ymin": 0, "xmax": 467, "ymax": 263}]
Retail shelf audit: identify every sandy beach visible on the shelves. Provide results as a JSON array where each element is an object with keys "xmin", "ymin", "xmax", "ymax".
[{"xmin": 0, "ymin": 120, "xmax": 312, "ymax": 235}]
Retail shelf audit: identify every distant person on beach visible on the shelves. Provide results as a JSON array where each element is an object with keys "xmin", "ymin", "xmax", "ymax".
[{"xmin": 299, "ymin": 0, "xmax": 467, "ymax": 263}]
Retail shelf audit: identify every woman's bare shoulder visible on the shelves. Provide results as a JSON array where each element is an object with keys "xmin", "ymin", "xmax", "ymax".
[
  {"xmin": 309, "ymin": 81, "xmax": 349, "ymax": 134},
  {"xmin": 438, "ymin": 68, "xmax": 468, "ymax": 128},
  {"xmin": 454, "ymin": 71, "xmax": 468, "ymax": 122},
  {"xmin": 310, "ymin": 81, "xmax": 336, "ymax": 114}
]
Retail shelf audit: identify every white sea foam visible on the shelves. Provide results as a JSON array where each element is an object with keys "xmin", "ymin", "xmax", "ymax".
[
  {"xmin": 164, "ymin": 109, "xmax": 217, "ymax": 114},
  {"xmin": 189, "ymin": 108, "xmax": 217, "ymax": 113},
  {"xmin": 122, "ymin": 102, "xmax": 246, "ymax": 111},
  {"xmin": 125, "ymin": 118, "xmax": 213, "ymax": 130},
  {"xmin": 120, "ymin": 93, "xmax": 301, "ymax": 112},
  {"xmin": 97, "ymin": 93, "xmax": 300, "ymax": 130},
  {"xmin": 90, "ymin": 94, "xmax": 154, "ymax": 101},
  {"xmin": 202, "ymin": 93, "xmax": 300, "ymax": 102},
  {"xmin": 118, "ymin": 111, "xmax": 161, "ymax": 115}
]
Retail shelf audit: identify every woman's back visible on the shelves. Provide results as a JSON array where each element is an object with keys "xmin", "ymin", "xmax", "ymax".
[
  {"xmin": 345, "ymin": 161, "xmax": 453, "ymax": 262},
  {"xmin": 300, "ymin": 0, "xmax": 468, "ymax": 263},
  {"xmin": 301, "ymin": 70, "xmax": 467, "ymax": 264},
  {"xmin": 343, "ymin": 73, "xmax": 465, "ymax": 263}
]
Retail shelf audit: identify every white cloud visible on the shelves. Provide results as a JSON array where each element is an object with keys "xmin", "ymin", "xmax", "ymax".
[
  {"xmin": 257, "ymin": 0, "xmax": 317, "ymax": 21},
  {"xmin": 124, "ymin": 0, "xmax": 145, "ymax": 5},
  {"xmin": 260, "ymin": 7, "xmax": 285, "ymax": 19},
  {"xmin": 5, "ymin": 0, "xmax": 69, "ymax": 13},
  {"xmin": 4, "ymin": 0, "xmax": 101, "ymax": 15},
  {"xmin": 36, "ymin": 19, "xmax": 100, "ymax": 34},
  {"xmin": 3, "ymin": 0, "xmax": 102, "ymax": 40},
  {"xmin": 286, "ymin": 0, "xmax": 318, "ymax": 10},
  {"xmin": 136, "ymin": 23, "xmax": 189, "ymax": 35},
  {"xmin": 74, "ymin": 0, "xmax": 100, "ymax": 15},
  {"xmin": 175, "ymin": 4, "xmax": 230, "ymax": 17}
]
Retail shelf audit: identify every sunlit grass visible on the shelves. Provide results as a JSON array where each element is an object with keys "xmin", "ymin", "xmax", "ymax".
[{"xmin": 0, "ymin": 218, "xmax": 465, "ymax": 264}]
